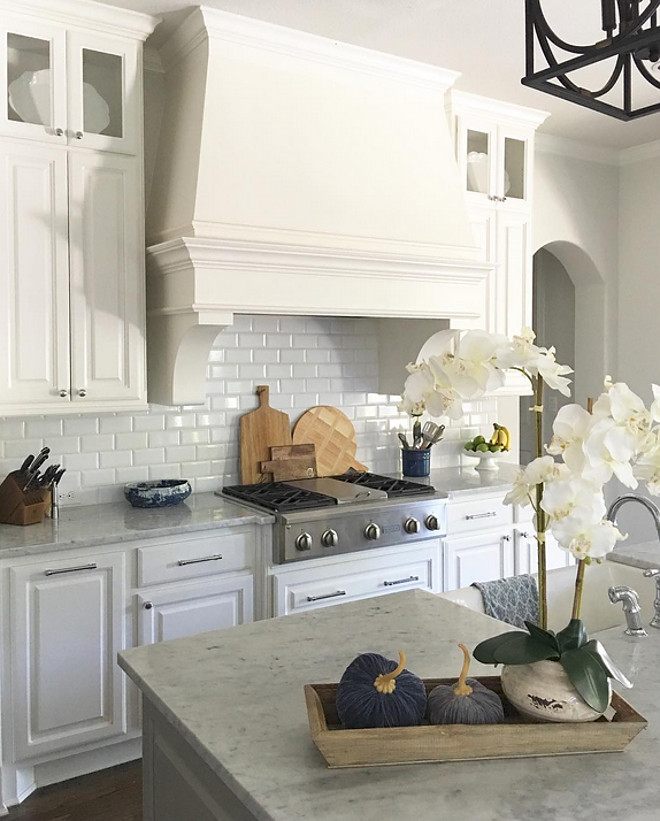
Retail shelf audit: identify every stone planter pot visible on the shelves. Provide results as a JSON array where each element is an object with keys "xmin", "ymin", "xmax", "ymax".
[{"xmin": 501, "ymin": 659, "xmax": 611, "ymax": 723}]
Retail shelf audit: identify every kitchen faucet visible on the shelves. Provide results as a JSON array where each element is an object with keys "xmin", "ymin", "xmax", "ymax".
[
  {"xmin": 606, "ymin": 494, "xmax": 660, "ymax": 630},
  {"xmin": 605, "ymin": 493, "xmax": 660, "ymax": 542}
]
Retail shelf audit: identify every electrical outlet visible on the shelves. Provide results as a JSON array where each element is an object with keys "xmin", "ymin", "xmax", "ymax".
[{"xmin": 60, "ymin": 488, "xmax": 82, "ymax": 506}]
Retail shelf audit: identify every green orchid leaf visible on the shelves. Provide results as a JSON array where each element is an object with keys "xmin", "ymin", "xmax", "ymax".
[
  {"xmin": 492, "ymin": 634, "xmax": 560, "ymax": 665},
  {"xmin": 473, "ymin": 631, "xmax": 529, "ymax": 665},
  {"xmin": 556, "ymin": 619, "xmax": 588, "ymax": 652},
  {"xmin": 583, "ymin": 640, "xmax": 632, "ymax": 689},
  {"xmin": 524, "ymin": 621, "xmax": 560, "ymax": 653},
  {"xmin": 560, "ymin": 648, "xmax": 610, "ymax": 713}
]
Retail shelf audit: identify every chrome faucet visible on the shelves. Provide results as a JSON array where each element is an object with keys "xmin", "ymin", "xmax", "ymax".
[
  {"xmin": 606, "ymin": 494, "xmax": 660, "ymax": 542},
  {"xmin": 643, "ymin": 569, "xmax": 660, "ymax": 629},
  {"xmin": 608, "ymin": 586, "xmax": 647, "ymax": 637}
]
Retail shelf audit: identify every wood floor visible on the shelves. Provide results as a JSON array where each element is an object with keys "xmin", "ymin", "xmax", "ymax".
[{"xmin": 5, "ymin": 761, "xmax": 142, "ymax": 821}]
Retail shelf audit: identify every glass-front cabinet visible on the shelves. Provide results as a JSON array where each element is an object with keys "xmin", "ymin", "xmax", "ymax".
[
  {"xmin": 2, "ymin": 18, "xmax": 138, "ymax": 153},
  {"xmin": 456, "ymin": 116, "xmax": 532, "ymax": 208}
]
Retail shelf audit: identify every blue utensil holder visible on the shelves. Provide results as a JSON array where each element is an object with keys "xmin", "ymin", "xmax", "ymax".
[{"xmin": 401, "ymin": 448, "xmax": 431, "ymax": 477}]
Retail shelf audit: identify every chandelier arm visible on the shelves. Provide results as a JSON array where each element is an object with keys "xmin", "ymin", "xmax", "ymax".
[
  {"xmin": 615, "ymin": 0, "xmax": 660, "ymax": 39},
  {"xmin": 633, "ymin": 52, "xmax": 660, "ymax": 87},
  {"xmin": 533, "ymin": 18, "xmax": 586, "ymax": 92},
  {"xmin": 531, "ymin": 0, "xmax": 608, "ymax": 55}
]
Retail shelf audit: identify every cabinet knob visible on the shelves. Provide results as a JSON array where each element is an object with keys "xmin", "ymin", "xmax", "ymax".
[
  {"xmin": 55, "ymin": 127, "xmax": 64, "ymax": 137},
  {"xmin": 75, "ymin": 131, "xmax": 84, "ymax": 140},
  {"xmin": 59, "ymin": 389, "xmax": 69, "ymax": 398},
  {"xmin": 502, "ymin": 534, "xmax": 511, "ymax": 541},
  {"xmin": 78, "ymin": 389, "xmax": 87, "ymax": 397},
  {"xmin": 144, "ymin": 601, "xmax": 153, "ymax": 610}
]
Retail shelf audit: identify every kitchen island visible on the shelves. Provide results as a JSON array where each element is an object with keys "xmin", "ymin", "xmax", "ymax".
[{"xmin": 118, "ymin": 589, "xmax": 659, "ymax": 821}]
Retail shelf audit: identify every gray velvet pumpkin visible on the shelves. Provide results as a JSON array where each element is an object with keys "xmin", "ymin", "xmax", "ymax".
[{"xmin": 427, "ymin": 644, "xmax": 504, "ymax": 725}]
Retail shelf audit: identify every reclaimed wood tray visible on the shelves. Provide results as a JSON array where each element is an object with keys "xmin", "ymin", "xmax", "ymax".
[{"xmin": 304, "ymin": 676, "xmax": 647, "ymax": 768}]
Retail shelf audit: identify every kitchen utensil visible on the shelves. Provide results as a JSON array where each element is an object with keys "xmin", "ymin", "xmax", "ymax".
[
  {"xmin": 260, "ymin": 444, "xmax": 318, "ymax": 481},
  {"xmin": 420, "ymin": 421, "xmax": 445, "ymax": 449},
  {"xmin": 292, "ymin": 406, "xmax": 367, "ymax": 476},
  {"xmin": 424, "ymin": 424, "xmax": 445, "ymax": 449},
  {"xmin": 240, "ymin": 385, "xmax": 293, "ymax": 484},
  {"xmin": 397, "ymin": 432, "xmax": 410, "ymax": 450},
  {"xmin": 27, "ymin": 447, "xmax": 50, "ymax": 475},
  {"xmin": 412, "ymin": 418, "xmax": 422, "ymax": 449},
  {"xmin": 19, "ymin": 455, "xmax": 34, "ymax": 474}
]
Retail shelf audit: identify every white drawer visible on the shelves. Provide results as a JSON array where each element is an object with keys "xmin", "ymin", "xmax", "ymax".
[
  {"xmin": 272, "ymin": 545, "xmax": 439, "ymax": 616},
  {"xmin": 446, "ymin": 493, "xmax": 513, "ymax": 535},
  {"xmin": 137, "ymin": 529, "xmax": 254, "ymax": 587}
]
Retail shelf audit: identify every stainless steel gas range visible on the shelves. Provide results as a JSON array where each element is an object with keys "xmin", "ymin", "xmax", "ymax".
[{"xmin": 220, "ymin": 471, "xmax": 447, "ymax": 564}]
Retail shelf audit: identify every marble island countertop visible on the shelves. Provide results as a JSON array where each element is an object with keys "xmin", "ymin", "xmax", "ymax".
[
  {"xmin": 609, "ymin": 540, "xmax": 660, "ymax": 571},
  {"xmin": 0, "ymin": 493, "xmax": 274, "ymax": 559},
  {"xmin": 118, "ymin": 589, "xmax": 659, "ymax": 821}
]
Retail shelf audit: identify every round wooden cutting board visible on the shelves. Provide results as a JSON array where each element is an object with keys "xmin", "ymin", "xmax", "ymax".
[{"xmin": 292, "ymin": 406, "xmax": 368, "ymax": 476}]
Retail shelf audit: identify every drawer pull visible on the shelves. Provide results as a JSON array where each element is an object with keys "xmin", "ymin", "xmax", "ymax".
[
  {"xmin": 177, "ymin": 553, "xmax": 223, "ymax": 567},
  {"xmin": 306, "ymin": 590, "xmax": 346, "ymax": 603},
  {"xmin": 44, "ymin": 563, "xmax": 97, "ymax": 576},
  {"xmin": 384, "ymin": 575, "xmax": 420, "ymax": 587},
  {"xmin": 465, "ymin": 511, "xmax": 497, "ymax": 520}
]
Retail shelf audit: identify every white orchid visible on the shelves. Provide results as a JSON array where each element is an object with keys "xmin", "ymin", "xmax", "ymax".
[
  {"xmin": 546, "ymin": 404, "xmax": 592, "ymax": 473},
  {"xmin": 552, "ymin": 517, "xmax": 625, "ymax": 561},
  {"xmin": 633, "ymin": 439, "xmax": 660, "ymax": 496},
  {"xmin": 650, "ymin": 384, "xmax": 660, "ymax": 424},
  {"xmin": 582, "ymin": 416, "xmax": 639, "ymax": 488},
  {"xmin": 504, "ymin": 456, "xmax": 561, "ymax": 507},
  {"xmin": 496, "ymin": 327, "xmax": 573, "ymax": 396},
  {"xmin": 540, "ymin": 476, "xmax": 605, "ymax": 524},
  {"xmin": 444, "ymin": 330, "xmax": 509, "ymax": 397},
  {"xmin": 592, "ymin": 381, "xmax": 653, "ymax": 449}
]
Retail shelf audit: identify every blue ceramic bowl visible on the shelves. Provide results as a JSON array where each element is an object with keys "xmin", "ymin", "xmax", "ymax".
[{"xmin": 124, "ymin": 479, "xmax": 192, "ymax": 509}]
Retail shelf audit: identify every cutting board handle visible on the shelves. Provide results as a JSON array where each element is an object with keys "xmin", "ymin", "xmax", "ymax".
[{"xmin": 256, "ymin": 385, "xmax": 269, "ymax": 406}]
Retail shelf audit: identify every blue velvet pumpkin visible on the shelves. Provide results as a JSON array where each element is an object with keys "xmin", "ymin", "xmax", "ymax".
[{"xmin": 336, "ymin": 650, "xmax": 427, "ymax": 729}]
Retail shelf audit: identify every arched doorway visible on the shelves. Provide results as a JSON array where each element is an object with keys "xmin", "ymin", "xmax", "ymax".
[{"xmin": 519, "ymin": 241, "xmax": 606, "ymax": 464}]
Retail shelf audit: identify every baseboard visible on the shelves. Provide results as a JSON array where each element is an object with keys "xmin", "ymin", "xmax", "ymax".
[{"xmin": 35, "ymin": 737, "xmax": 142, "ymax": 789}]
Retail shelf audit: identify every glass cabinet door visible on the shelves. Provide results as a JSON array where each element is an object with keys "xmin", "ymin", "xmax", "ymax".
[
  {"xmin": 2, "ymin": 20, "xmax": 66, "ymax": 141},
  {"xmin": 502, "ymin": 135, "xmax": 527, "ymax": 203},
  {"xmin": 67, "ymin": 32, "xmax": 139, "ymax": 154},
  {"xmin": 465, "ymin": 128, "xmax": 493, "ymax": 197}
]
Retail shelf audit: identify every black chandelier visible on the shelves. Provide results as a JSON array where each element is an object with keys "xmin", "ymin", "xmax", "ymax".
[{"xmin": 523, "ymin": 0, "xmax": 660, "ymax": 120}]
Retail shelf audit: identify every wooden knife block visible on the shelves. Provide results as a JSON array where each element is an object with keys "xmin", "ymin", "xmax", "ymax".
[{"xmin": 0, "ymin": 473, "xmax": 50, "ymax": 526}]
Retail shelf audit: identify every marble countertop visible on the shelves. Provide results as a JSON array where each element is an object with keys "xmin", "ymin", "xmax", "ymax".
[
  {"xmin": 609, "ymin": 540, "xmax": 660, "ymax": 571},
  {"xmin": 426, "ymin": 463, "xmax": 521, "ymax": 497},
  {"xmin": 119, "ymin": 589, "xmax": 659, "ymax": 821},
  {"xmin": 0, "ymin": 493, "xmax": 274, "ymax": 559}
]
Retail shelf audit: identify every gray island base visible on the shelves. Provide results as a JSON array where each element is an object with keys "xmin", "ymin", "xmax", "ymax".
[{"xmin": 118, "ymin": 590, "xmax": 660, "ymax": 821}]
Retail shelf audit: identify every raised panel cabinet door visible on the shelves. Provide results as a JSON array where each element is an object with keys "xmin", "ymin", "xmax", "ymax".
[
  {"xmin": 497, "ymin": 210, "xmax": 531, "ymax": 337},
  {"xmin": 0, "ymin": 142, "xmax": 70, "ymax": 411},
  {"xmin": 444, "ymin": 531, "xmax": 515, "ymax": 591},
  {"xmin": 68, "ymin": 152, "xmax": 146, "ymax": 407},
  {"xmin": 66, "ymin": 31, "xmax": 140, "ymax": 154},
  {"xmin": 9, "ymin": 552, "xmax": 127, "ymax": 760},
  {"xmin": 468, "ymin": 206, "xmax": 498, "ymax": 333},
  {"xmin": 1, "ymin": 17, "xmax": 67, "ymax": 143},
  {"xmin": 138, "ymin": 576, "xmax": 254, "ymax": 646}
]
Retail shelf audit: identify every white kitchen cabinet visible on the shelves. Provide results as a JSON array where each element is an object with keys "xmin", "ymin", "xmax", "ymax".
[
  {"xmin": 8, "ymin": 552, "xmax": 127, "ymax": 761},
  {"xmin": 514, "ymin": 526, "xmax": 573, "ymax": 574},
  {"xmin": 444, "ymin": 529, "xmax": 515, "ymax": 590},
  {"xmin": 2, "ymin": 12, "xmax": 141, "ymax": 154},
  {"xmin": 0, "ymin": 1, "xmax": 155, "ymax": 415},
  {"xmin": 271, "ymin": 542, "xmax": 441, "ymax": 616},
  {"xmin": 137, "ymin": 575, "xmax": 254, "ymax": 645},
  {"xmin": 0, "ymin": 142, "xmax": 146, "ymax": 412}
]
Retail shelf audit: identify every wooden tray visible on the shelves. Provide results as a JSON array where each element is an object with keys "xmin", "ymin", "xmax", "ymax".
[{"xmin": 304, "ymin": 676, "xmax": 647, "ymax": 768}]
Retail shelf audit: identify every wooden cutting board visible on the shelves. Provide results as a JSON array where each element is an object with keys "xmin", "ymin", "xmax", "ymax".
[
  {"xmin": 292, "ymin": 406, "xmax": 367, "ymax": 476},
  {"xmin": 240, "ymin": 385, "xmax": 292, "ymax": 483},
  {"xmin": 260, "ymin": 444, "xmax": 317, "ymax": 481}
]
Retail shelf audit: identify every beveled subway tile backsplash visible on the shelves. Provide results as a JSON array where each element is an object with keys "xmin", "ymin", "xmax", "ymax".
[{"xmin": 0, "ymin": 315, "xmax": 497, "ymax": 507}]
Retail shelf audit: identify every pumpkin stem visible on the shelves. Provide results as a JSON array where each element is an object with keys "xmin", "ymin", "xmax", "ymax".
[
  {"xmin": 373, "ymin": 650, "xmax": 406, "ymax": 694},
  {"xmin": 453, "ymin": 643, "xmax": 474, "ymax": 697}
]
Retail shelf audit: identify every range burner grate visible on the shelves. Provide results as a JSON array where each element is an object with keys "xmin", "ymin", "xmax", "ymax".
[
  {"xmin": 331, "ymin": 471, "xmax": 436, "ymax": 498},
  {"xmin": 222, "ymin": 481, "xmax": 337, "ymax": 513}
]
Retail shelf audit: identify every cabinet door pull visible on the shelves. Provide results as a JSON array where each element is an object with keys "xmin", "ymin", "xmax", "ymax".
[
  {"xmin": 177, "ymin": 553, "xmax": 223, "ymax": 567},
  {"xmin": 501, "ymin": 534, "xmax": 511, "ymax": 542},
  {"xmin": 44, "ymin": 562, "xmax": 97, "ymax": 576},
  {"xmin": 75, "ymin": 131, "xmax": 84, "ymax": 140},
  {"xmin": 144, "ymin": 601, "xmax": 153, "ymax": 610},
  {"xmin": 465, "ymin": 511, "xmax": 497, "ymax": 520},
  {"xmin": 384, "ymin": 575, "xmax": 420, "ymax": 587},
  {"xmin": 306, "ymin": 590, "xmax": 346, "ymax": 602}
]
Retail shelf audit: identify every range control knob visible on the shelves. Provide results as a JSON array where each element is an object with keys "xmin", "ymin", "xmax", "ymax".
[
  {"xmin": 321, "ymin": 529, "xmax": 339, "ymax": 548},
  {"xmin": 295, "ymin": 532, "xmax": 313, "ymax": 552},
  {"xmin": 404, "ymin": 517, "xmax": 421, "ymax": 534},
  {"xmin": 425, "ymin": 514, "xmax": 441, "ymax": 531},
  {"xmin": 364, "ymin": 522, "xmax": 381, "ymax": 541}
]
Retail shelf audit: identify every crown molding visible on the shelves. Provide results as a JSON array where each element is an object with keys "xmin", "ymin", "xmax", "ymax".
[
  {"xmin": 535, "ymin": 133, "xmax": 620, "ymax": 165},
  {"xmin": 450, "ymin": 90, "xmax": 550, "ymax": 128},
  {"xmin": 159, "ymin": 6, "xmax": 462, "ymax": 92},
  {"xmin": 0, "ymin": 0, "xmax": 160, "ymax": 40}
]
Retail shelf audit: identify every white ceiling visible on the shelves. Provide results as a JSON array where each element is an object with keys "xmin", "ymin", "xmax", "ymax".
[{"xmin": 106, "ymin": 0, "xmax": 660, "ymax": 149}]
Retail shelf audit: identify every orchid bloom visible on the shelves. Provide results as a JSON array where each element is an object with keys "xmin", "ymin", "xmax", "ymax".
[
  {"xmin": 650, "ymin": 384, "xmax": 660, "ymax": 424},
  {"xmin": 546, "ymin": 404, "xmax": 592, "ymax": 473},
  {"xmin": 496, "ymin": 327, "xmax": 573, "ymax": 396},
  {"xmin": 504, "ymin": 456, "xmax": 561, "ymax": 508},
  {"xmin": 592, "ymin": 381, "xmax": 653, "ymax": 449},
  {"xmin": 633, "ymin": 441, "xmax": 660, "ymax": 496},
  {"xmin": 582, "ymin": 416, "xmax": 639, "ymax": 488},
  {"xmin": 552, "ymin": 517, "xmax": 625, "ymax": 561}
]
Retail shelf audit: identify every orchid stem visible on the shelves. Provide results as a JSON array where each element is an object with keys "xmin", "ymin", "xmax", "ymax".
[
  {"xmin": 571, "ymin": 560, "xmax": 586, "ymax": 620},
  {"xmin": 533, "ymin": 376, "xmax": 548, "ymax": 629}
]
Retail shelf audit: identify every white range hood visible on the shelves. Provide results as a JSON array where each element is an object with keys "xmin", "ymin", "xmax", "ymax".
[{"xmin": 146, "ymin": 7, "xmax": 491, "ymax": 406}]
